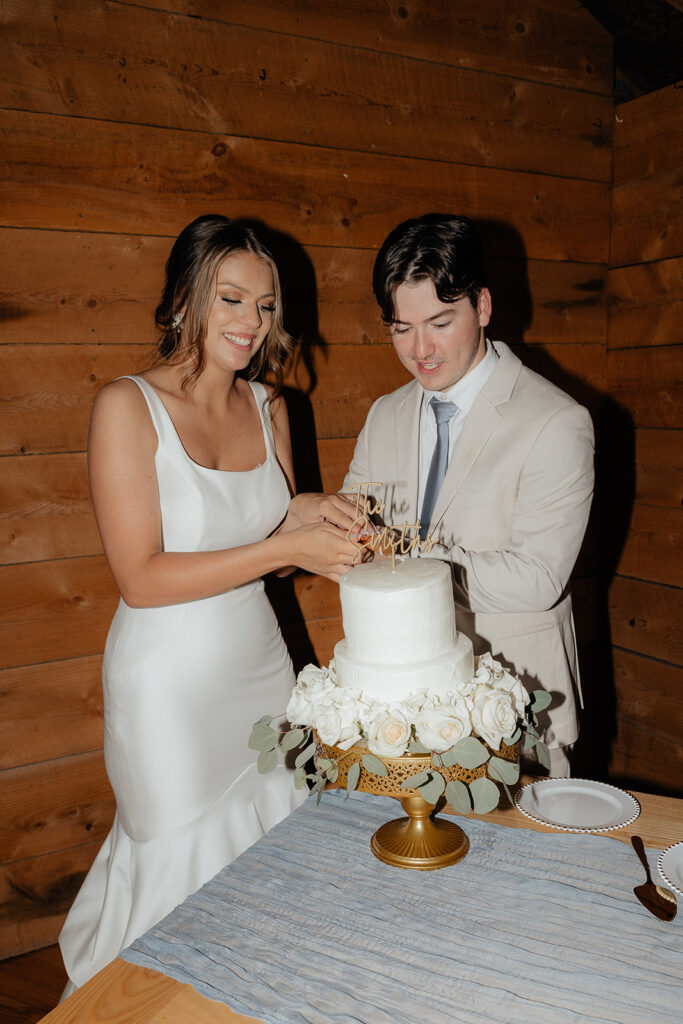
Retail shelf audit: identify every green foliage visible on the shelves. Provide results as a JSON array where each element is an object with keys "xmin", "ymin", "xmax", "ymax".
[
  {"xmin": 445, "ymin": 779, "xmax": 471, "ymax": 814},
  {"xmin": 293, "ymin": 766, "xmax": 307, "ymax": 790},
  {"xmin": 257, "ymin": 748, "xmax": 278, "ymax": 774},
  {"xmin": 346, "ymin": 761, "xmax": 361, "ymax": 792},
  {"xmin": 407, "ymin": 738, "xmax": 432, "ymax": 754},
  {"xmin": 248, "ymin": 723, "xmax": 278, "ymax": 752},
  {"xmin": 281, "ymin": 728, "xmax": 307, "ymax": 752},
  {"xmin": 295, "ymin": 742, "xmax": 316, "ymax": 768},
  {"xmin": 530, "ymin": 689, "xmax": 552, "ymax": 712},
  {"xmin": 400, "ymin": 770, "xmax": 431, "ymax": 790},
  {"xmin": 470, "ymin": 775, "xmax": 501, "ymax": 814},
  {"xmin": 417, "ymin": 771, "xmax": 446, "ymax": 805},
  {"xmin": 535, "ymin": 740, "xmax": 551, "ymax": 770},
  {"xmin": 444, "ymin": 736, "xmax": 490, "ymax": 769},
  {"xmin": 361, "ymin": 753, "xmax": 389, "ymax": 776},
  {"xmin": 488, "ymin": 756, "xmax": 520, "ymax": 785}
]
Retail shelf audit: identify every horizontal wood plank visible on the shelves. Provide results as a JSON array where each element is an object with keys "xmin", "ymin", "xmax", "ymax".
[
  {"xmin": 3, "ymin": 1, "xmax": 612, "ymax": 180},
  {"xmin": 609, "ymin": 714, "xmax": 683, "ymax": 798},
  {"xmin": 614, "ymin": 504, "xmax": 682, "ymax": 588},
  {"xmin": 613, "ymin": 83, "xmax": 683, "ymax": 185},
  {"xmin": 606, "ymin": 345, "xmax": 683, "ymax": 429},
  {"xmin": 0, "ymin": 556, "xmax": 118, "ymax": 670},
  {"xmin": 611, "ymin": 166, "xmax": 683, "ymax": 267},
  {"xmin": 0, "ymin": 453, "xmax": 100, "ymax": 565},
  {"xmin": 605, "ymin": 428, "xmax": 683, "ymax": 509},
  {"xmin": 0, "ymin": 751, "xmax": 114, "ymax": 863},
  {"xmin": 607, "ymin": 257, "xmax": 683, "ymax": 350},
  {"xmin": 0, "ymin": 656, "xmax": 104, "ymax": 770},
  {"xmin": 0, "ymin": 841, "xmax": 102, "ymax": 959},
  {"xmin": 0, "ymin": 228, "xmax": 608, "ymax": 348},
  {"xmin": 136, "ymin": 0, "xmax": 613, "ymax": 94},
  {"xmin": 608, "ymin": 576, "xmax": 682, "ymax": 665},
  {"xmin": 613, "ymin": 649, "xmax": 683, "ymax": 746},
  {"xmin": 0, "ymin": 110, "xmax": 611, "ymax": 262},
  {"xmin": 0, "ymin": 344, "xmax": 155, "ymax": 455}
]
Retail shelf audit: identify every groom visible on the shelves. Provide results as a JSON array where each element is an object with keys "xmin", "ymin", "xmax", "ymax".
[{"xmin": 343, "ymin": 214, "xmax": 594, "ymax": 777}]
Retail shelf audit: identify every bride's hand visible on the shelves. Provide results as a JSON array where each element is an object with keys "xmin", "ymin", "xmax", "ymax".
[
  {"xmin": 287, "ymin": 520, "xmax": 361, "ymax": 582},
  {"xmin": 283, "ymin": 492, "xmax": 361, "ymax": 534}
]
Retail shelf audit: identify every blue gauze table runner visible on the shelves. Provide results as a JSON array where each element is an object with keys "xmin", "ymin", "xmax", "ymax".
[{"xmin": 122, "ymin": 788, "xmax": 682, "ymax": 1023}]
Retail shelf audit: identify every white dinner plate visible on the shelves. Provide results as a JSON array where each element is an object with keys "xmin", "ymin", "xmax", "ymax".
[
  {"xmin": 515, "ymin": 778, "xmax": 640, "ymax": 832},
  {"xmin": 658, "ymin": 841, "xmax": 683, "ymax": 897}
]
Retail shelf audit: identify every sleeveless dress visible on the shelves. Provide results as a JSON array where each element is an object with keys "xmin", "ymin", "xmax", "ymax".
[{"xmin": 59, "ymin": 377, "xmax": 306, "ymax": 989}]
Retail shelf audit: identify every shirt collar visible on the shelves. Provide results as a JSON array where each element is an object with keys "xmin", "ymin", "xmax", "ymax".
[{"xmin": 421, "ymin": 338, "xmax": 499, "ymax": 415}]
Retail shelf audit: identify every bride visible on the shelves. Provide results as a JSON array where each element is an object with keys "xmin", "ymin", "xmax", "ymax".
[{"xmin": 59, "ymin": 214, "xmax": 359, "ymax": 992}]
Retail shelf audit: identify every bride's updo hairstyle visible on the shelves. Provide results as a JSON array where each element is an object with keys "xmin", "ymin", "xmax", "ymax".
[{"xmin": 155, "ymin": 214, "xmax": 293, "ymax": 395}]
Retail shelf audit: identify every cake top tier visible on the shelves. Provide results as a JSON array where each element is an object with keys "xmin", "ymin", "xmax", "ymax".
[{"xmin": 338, "ymin": 557, "xmax": 457, "ymax": 665}]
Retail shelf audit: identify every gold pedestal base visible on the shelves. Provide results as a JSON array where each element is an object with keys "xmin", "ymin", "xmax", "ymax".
[{"xmin": 370, "ymin": 793, "xmax": 470, "ymax": 870}]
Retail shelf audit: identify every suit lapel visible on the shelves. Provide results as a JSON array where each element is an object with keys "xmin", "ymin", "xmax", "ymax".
[{"xmin": 431, "ymin": 343, "xmax": 521, "ymax": 530}]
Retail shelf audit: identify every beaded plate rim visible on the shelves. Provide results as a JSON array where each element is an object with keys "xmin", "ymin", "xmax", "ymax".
[
  {"xmin": 658, "ymin": 840, "xmax": 683, "ymax": 897},
  {"xmin": 514, "ymin": 777, "xmax": 641, "ymax": 833}
]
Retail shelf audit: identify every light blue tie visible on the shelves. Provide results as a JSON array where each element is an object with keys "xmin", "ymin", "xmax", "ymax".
[{"xmin": 419, "ymin": 398, "xmax": 458, "ymax": 541}]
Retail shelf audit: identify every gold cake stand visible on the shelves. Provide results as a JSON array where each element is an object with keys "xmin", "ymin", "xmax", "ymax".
[{"xmin": 317, "ymin": 738, "xmax": 518, "ymax": 871}]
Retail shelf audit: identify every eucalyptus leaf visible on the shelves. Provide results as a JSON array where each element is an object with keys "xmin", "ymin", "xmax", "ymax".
[
  {"xmin": 432, "ymin": 752, "xmax": 443, "ymax": 768},
  {"xmin": 257, "ymin": 747, "xmax": 278, "ymax": 774},
  {"xmin": 347, "ymin": 761, "xmax": 361, "ymax": 792},
  {"xmin": 293, "ymin": 766, "xmax": 307, "ymax": 790},
  {"xmin": 361, "ymin": 754, "xmax": 389, "ymax": 777},
  {"xmin": 248, "ymin": 728, "xmax": 278, "ymax": 752},
  {"xmin": 255, "ymin": 715, "xmax": 273, "ymax": 726},
  {"xmin": 487, "ymin": 756, "xmax": 520, "ymax": 785},
  {"xmin": 525, "ymin": 723, "xmax": 539, "ymax": 740},
  {"xmin": 439, "ymin": 746, "xmax": 460, "ymax": 768},
  {"xmin": 503, "ymin": 727, "xmax": 521, "ymax": 745},
  {"xmin": 315, "ymin": 758, "xmax": 332, "ymax": 772},
  {"xmin": 500, "ymin": 779, "xmax": 515, "ymax": 808},
  {"xmin": 407, "ymin": 738, "xmax": 431, "ymax": 754},
  {"xmin": 418, "ymin": 772, "xmax": 446, "ymax": 805},
  {"xmin": 449, "ymin": 736, "xmax": 490, "ymax": 769},
  {"xmin": 295, "ymin": 742, "xmax": 316, "ymax": 768},
  {"xmin": 324, "ymin": 762, "xmax": 339, "ymax": 784},
  {"xmin": 281, "ymin": 728, "xmax": 306, "ymax": 752},
  {"xmin": 470, "ymin": 775, "xmax": 501, "ymax": 814},
  {"xmin": 445, "ymin": 779, "xmax": 471, "ymax": 814},
  {"xmin": 400, "ymin": 770, "xmax": 431, "ymax": 790},
  {"xmin": 523, "ymin": 732, "xmax": 537, "ymax": 753},
  {"xmin": 535, "ymin": 740, "xmax": 551, "ymax": 770},
  {"xmin": 530, "ymin": 689, "xmax": 552, "ymax": 712}
]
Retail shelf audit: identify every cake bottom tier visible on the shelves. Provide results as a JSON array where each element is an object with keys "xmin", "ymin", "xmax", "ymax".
[{"xmin": 333, "ymin": 633, "xmax": 474, "ymax": 701}]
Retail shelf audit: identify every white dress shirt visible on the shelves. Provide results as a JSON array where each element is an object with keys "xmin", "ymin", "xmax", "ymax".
[{"xmin": 417, "ymin": 339, "xmax": 499, "ymax": 513}]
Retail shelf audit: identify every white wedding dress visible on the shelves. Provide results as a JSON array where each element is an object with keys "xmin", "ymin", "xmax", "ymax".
[{"xmin": 59, "ymin": 377, "xmax": 305, "ymax": 989}]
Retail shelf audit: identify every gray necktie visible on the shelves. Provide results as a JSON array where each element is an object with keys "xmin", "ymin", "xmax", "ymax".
[{"xmin": 419, "ymin": 398, "xmax": 458, "ymax": 541}]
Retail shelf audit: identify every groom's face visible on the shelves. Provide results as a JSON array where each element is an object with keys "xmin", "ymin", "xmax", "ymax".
[{"xmin": 389, "ymin": 278, "xmax": 491, "ymax": 393}]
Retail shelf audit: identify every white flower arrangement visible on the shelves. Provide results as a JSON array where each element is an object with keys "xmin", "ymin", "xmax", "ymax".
[
  {"xmin": 286, "ymin": 653, "xmax": 532, "ymax": 758},
  {"xmin": 251, "ymin": 653, "xmax": 552, "ymax": 815}
]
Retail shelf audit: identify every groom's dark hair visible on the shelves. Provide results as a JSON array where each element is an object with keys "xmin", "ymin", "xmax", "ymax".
[{"xmin": 373, "ymin": 214, "xmax": 489, "ymax": 324}]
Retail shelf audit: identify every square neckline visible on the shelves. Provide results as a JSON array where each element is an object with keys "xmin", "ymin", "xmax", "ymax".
[{"xmin": 133, "ymin": 376, "xmax": 269, "ymax": 475}]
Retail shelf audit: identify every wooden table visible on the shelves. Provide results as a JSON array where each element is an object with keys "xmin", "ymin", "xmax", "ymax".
[{"xmin": 39, "ymin": 783, "xmax": 682, "ymax": 1024}]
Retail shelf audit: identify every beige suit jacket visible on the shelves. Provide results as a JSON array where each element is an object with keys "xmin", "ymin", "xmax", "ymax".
[{"xmin": 343, "ymin": 342, "xmax": 595, "ymax": 748}]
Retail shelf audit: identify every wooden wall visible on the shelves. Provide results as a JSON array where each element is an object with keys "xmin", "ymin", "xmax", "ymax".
[
  {"xmin": 0, "ymin": 0, "xmax": 613, "ymax": 957},
  {"xmin": 604, "ymin": 83, "xmax": 683, "ymax": 795}
]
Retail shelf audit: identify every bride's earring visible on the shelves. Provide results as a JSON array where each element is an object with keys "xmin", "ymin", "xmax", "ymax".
[{"xmin": 172, "ymin": 312, "xmax": 184, "ymax": 330}]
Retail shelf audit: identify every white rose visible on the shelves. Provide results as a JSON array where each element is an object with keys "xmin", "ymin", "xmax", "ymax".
[
  {"xmin": 286, "ymin": 665, "xmax": 335, "ymax": 727},
  {"xmin": 470, "ymin": 686, "xmax": 518, "ymax": 750},
  {"xmin": 492, "ymin": 669, "xmax": 529, "ymax": 719},
  {"xmin": 415, "ymin": 700, "xmax": 471, "ymax": 752},
  {"xmin": 366, "ymin": 707, "xmax": 411, "ymax": 758},
  {"xmin": 314, "ymin": 702, "xmax": 344, "ymax": 746},
  {"xmin": 330, "ymin": 691, "xmax": 362, "ymax": 750}
]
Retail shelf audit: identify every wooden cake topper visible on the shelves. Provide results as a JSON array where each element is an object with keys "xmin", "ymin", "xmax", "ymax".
[{"xmin": 344, "ymin": 482, "xmax": 435, "ymax": 569}]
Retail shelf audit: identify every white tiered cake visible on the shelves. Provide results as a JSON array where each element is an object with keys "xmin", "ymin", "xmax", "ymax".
[{"xmin": 333, "ymin": 558, "xmax": 473, "ymax": 701}]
